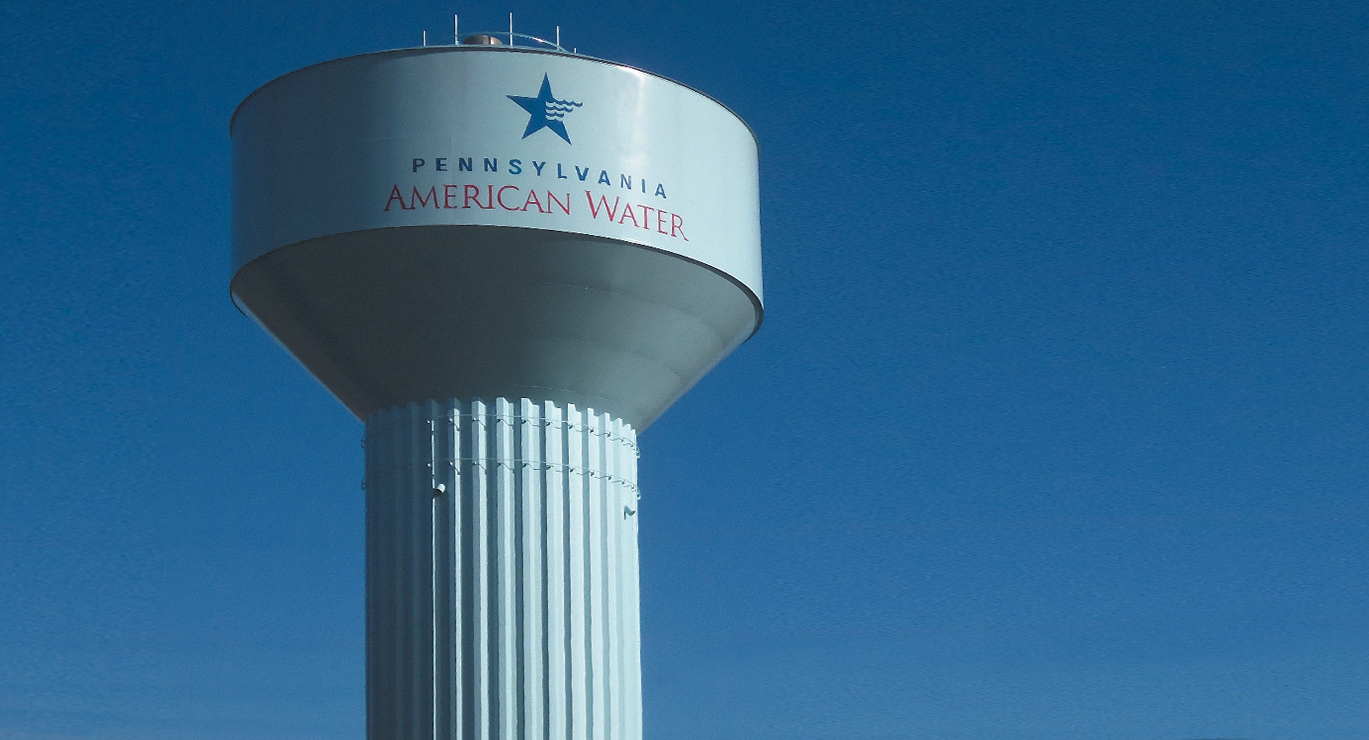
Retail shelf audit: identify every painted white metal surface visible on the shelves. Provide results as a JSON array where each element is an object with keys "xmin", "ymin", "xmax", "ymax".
[
  {"xmin": 232, "ymin": 46, "xmax": 762, "ymax": 303},
  {"xmin": 231, "ymin": 40, "xmax": 760, "ymax": 740},
  {"xmin": 366, "ymin": 398, "xmax": 642, "ymax": 740},
  {"xmin": 229, "ymin": 47, "xmax": 763, "ymax": 427}
]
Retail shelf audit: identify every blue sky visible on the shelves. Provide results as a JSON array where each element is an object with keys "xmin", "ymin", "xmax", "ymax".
[{"xmin": 4, "ymin": 1, "xmax": 1369, "ymax": 738}]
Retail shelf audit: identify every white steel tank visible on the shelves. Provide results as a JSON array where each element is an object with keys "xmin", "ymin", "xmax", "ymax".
[{"xmin": 231, "ymin": 31, "xmax": 761, "ymax": 740}]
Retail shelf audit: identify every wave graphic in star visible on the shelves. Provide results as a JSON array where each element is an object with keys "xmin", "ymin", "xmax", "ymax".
[{"xmin": 544, "ymin": 98, "xmax": 582, "ymax": 121}]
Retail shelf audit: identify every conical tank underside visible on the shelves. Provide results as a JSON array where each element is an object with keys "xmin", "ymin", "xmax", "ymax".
[{"xmin": 231, "ymin": 225, "xmax": 758, "ymax": 429}]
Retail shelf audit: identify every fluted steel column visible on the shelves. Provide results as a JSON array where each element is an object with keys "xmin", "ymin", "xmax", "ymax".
[{"xmin": 365, "ymin": 398, "xmax": 642, "ymax": 740}]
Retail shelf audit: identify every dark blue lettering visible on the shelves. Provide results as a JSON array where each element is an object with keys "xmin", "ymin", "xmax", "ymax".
[
  {"xmin": 412, "ymin": 158, "xmax": 426, "ymax": 172},
  {"xmin": 459, "ymin": 158, "xmax": 473, "ymax": 172},
  {"xmin": 435, "ymin": 158, "xmax": 447, "ymax": 172},
  {"xmin": 532, "ymin": 160, "xmax": 546, "ymax": 176}
]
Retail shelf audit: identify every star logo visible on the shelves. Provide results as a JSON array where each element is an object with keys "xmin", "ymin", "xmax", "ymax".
[{"xmin": 507, "ymin": 74, "xmax": 582, "ymax": 144}]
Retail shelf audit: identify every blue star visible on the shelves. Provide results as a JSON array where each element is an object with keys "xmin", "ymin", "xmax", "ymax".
[{"xmin": 508, "ymin": 74, "xmax": 581, "ymax": 144}]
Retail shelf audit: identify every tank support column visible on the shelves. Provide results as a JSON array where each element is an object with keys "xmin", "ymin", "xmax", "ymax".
[{"xmin": 365, "ymin": 398, "xmax": 643, "ymax": 740}]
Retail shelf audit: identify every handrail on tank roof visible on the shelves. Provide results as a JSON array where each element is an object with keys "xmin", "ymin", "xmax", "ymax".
[
  {"xmin": 422, "ymin": 15, "xmax": 575, "ymax": 54},
  {"xmin": 421, "ymin": 29, "xmax": 571, "ymax": 53},
  {"xmin": 450, "ymin": 31, "xmax": 569, "ymax": 52}
]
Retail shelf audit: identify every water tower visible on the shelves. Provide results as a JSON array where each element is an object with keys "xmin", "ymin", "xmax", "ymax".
[{"xmin": 230, "ymin": 24, "xmax": 761, "ymax": 740}]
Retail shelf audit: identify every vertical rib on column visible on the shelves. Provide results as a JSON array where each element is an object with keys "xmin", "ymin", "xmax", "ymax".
[
  {"xmin": 519, "ymin": 399, "xmax": 545, "ymax": 740},
  {"xmin": 469, "ymin": 400, "xmax": 492, "ymax": 740},
  {"xmin": 604, "ymin": 416, "xmax": 621, "ymax": 740},
  {"xmin": 435, "ymin": 400, "xmax": 460, "ymax": 740},
  {"xmin": 494, "ymin": 398, "xmax": 518, "ymax": 740},
  {"xmin": 366, "ymin": 398, "xmax": 641, "ymax": 740},
  {"xmin": 586, "ymin": 411, "xmax": 607, "ymax": 740},
  {"xmin": 543, "ymin": 401, "xmax": 569, "ymax": 740},
  {"xmin": 616, "ymin": 425, "xmax": 641, "ymax": 740},
  {"xmin": 410, "ymin": 404, "xmax": 433, "ymax": 739},
  {"xmin": 565, "ymin": 404, "xmax": 588, "ymax": 740}
]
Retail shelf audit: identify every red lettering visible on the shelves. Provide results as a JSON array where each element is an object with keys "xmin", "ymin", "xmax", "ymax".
[
  {"xmin": 463, "ymin": 184, "xmax": 484, "ymax": 209},
  {"xmin": 617, "ymin": 202, "xmax": 640, "ymax": 227},
  {"xmin": 637, "ymin": 205, "xmax": 656, "ymax": 229},
  {"xmin": 656, "ymin": 209, "xmax": 668, "ymax": 234},
  {"xmin": 384, "ymin": 184, "xmax": 411, "ymax": 211},
  {"xmin": 444, "ymin": 184, "xmax": 460, "ymax": 209},
  {"xmin": 412, "ymin": 186, "xmax": 438, "ymax": 209},
  {"xmin": 522, "ymin": 190, "xmax": 545, "ymax": 213},
  {"xmin": 497, "ymin": 185, "xmax": 521, "ymax": 211},
  {"xmin": 670, "ymin": 213, "xmax": 687, "ymax": 240},
  {"xmin": 586, "ymin": 192, "xmax": 620, "ymax": 221},
  {"xmin": 547, "ymin": 192, "xmax": 571, "ymax": 215},
  {"xmin": 486, "ymin": 185, "xmax": 495, "ymax": 211}
]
